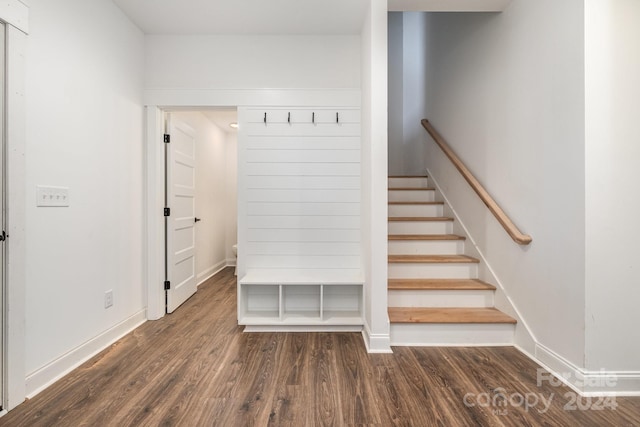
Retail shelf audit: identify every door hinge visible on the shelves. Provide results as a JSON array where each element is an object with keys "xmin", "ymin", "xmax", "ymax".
[
  {"xmin": 164, "ymin": 281, "xmax": 171, "ymax": 290},
  {"xmin": 164, "ymin": 207, "xmax": 170, "ymax": 217},
  {"xmin": 164, "ymin": 134, "xmax": 171, "ymax": 143}
]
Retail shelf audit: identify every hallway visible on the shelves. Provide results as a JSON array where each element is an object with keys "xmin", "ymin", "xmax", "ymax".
[{"xmin": 2, "ymin": 268, "xmax": 639, "ymax": 426}]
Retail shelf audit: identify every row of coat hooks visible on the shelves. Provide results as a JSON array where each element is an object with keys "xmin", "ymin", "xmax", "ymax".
[{"xmin": 263, "ymin": 112, "xmax": 340, "ymax": 124}]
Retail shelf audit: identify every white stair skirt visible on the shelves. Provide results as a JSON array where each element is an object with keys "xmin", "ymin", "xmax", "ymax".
[
  {"xmin": 388, "ymin": 289, "xmax": 494, "ymax": 308},
  {"xmin": 390, "ymin": 323, "xmax": 515, "ymax": 346},
  {"xmin": 388, "ymin": 262, "xmax": 478, "ymax": 279},
  {"xmin": 388, "ymin": 239, "xmax": 463, "ymax": 255},
  {"xmin": 388, "ymin": 203, "xmax": 443, "ymax": 217}
]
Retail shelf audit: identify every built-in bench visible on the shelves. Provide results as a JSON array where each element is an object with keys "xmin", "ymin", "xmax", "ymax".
[{"xmin": 238, "ymin": 270, "xmax": 364, "ymax": 332}]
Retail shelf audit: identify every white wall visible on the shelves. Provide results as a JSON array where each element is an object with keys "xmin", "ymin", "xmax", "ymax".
[
  {"xmin": 171, "ymin": 112, "xmax": 237, "ymax": 284},
  {"xmin": 585, "ymin": 0, "xmax": 640, "ymax": 376},
  {"xmin": 387, "ymin": 12, "xmax": 404, "ymax": 173},
  {"xmin": 388, "ymin": 12, "xmax": 429, "ymax": 176},
  {"xmin": 24, "ymin": 0, "xmax": 145, "ymax": 394},
  {"xmin": 224, "ymin": 132, "xmax": 238, "ymax": 263},
  {"xmin": 421, "ymin": 1, "xmax": 586, "ymax": 368},
  {"xmin": 145, "ymin": 35, "xmax": 361, "ymax": 90}
]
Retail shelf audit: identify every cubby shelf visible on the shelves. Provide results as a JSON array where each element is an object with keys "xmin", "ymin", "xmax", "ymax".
[{"xmin": 238, "ymin": 271, "xmax": 364, "ymax": 329}]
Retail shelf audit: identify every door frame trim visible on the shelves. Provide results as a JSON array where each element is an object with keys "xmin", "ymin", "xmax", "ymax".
[
  {"xmin": 144, "ymin": 89, "xmax": 361, "ymax": 321},
  {"xmin": 3, "ymin": 24, "xmax": 27, "ymax": 411}
]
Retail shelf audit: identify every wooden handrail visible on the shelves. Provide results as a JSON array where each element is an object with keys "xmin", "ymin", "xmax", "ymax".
[{"xmin": 421, "ymin": 119, "xmax": 532, "ymax": 245}]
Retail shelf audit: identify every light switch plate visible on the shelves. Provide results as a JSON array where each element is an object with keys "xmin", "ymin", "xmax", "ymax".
[{"xmin": 37, "ymin": 185, "xmax": 70, "ymax": 207}]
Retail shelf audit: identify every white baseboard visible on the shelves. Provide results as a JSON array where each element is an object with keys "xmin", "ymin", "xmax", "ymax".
[
  {"xmin": 518, "ymin": 343, "xmax": 640, "ymax": 397},
  {"xmin": 197, "ymin": 260, "xmax": 228, "ymax": 286},
  {"xmin": 25, "ymin": 309, "xmax": 147, "ymax": 399},
  {"xmin": 243, "ymin": 325, "xmax": 363, "ymax": 333},
  {"xmin": 362, "ymin": 324, "xmax": 392, "ymax": 353}
]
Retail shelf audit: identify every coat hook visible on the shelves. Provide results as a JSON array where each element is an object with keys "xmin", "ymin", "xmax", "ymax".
[
  {"xmin": 288, "ymin": 112, "xmax": 291, "ymax": 123},
  {"xmin": 264, "ymin": 112, "xmax": 267, "ymax": 123}
]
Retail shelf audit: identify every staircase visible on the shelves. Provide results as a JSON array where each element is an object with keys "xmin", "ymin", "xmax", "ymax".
[{"xmin": 388, "ymin": 176, "xmax": 516, "ymax": 346}]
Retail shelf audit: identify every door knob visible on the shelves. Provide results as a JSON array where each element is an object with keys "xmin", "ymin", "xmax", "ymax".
[{"xmin": 194, "ymin": 217, "xmax": 201, "ymax": 223}]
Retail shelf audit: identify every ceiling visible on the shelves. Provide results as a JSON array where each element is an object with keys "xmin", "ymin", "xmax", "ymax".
[
  {"xmin": 201, "ymin": 109, "xmax": 238, "ymax": 133},
  {"xmin": 112, "ymin": 0, "xmax": 370, "ymax": 35},
  {"xmin": 112, "ymin": 0, "xmax": 512, "ymax": 35}
]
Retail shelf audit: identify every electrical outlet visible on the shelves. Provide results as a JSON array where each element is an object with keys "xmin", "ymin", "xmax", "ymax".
[{"xmin": 105, "ymin": 290, "xmax": 113, "ymax": 309}]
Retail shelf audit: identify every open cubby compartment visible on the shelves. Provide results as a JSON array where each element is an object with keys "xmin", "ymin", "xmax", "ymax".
[
  {"xmin": 321, "ymin": 284, "xmax": 363, "ymax": 323},
  {"xmin": 282, "ymin": 284, "xmax": 321, "ymax": 322},
  {"xmin": 239, "ymin": 284, "xmax": 280, "ymax": 322}
]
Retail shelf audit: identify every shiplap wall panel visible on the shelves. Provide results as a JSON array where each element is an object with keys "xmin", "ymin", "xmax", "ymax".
[
  {"xmin": 248, "ymin": 163, "xmax": 360, "ymax": 176},
  {"xmin": 239, "ymin": 107, "xmax": 361, "ymax": 275},
  {"xmin": 246, "ymin": 189, "xmax": 360, "ymax": 203},
  {"xmin": 245, "ymin": 123, "xmax": 361, "ymax": 137},
  {"xmin": 247, "ymin": 215, "xmax": 360, "ymax": 230},
  {"xmin": 246, "ymin": 176, "xmax": 360, "ymax": 190},
  {"xmin": 247, "ymin": 229, "xmax": 361, "ymax": 243},
  {"xmin": 245, "ymin": 136, "xmax": 360, "ymax": 150},
  {"xmin": 246, "ymin": 149, "xmax": 360, "ymax": 163},
  {"xmin": 247, "ymin": 202, "xmax": 360, "ymax": 216},
  {"xmin": 244, "ymin": 109, "xmax": 361, "ymax": 124},
  {"xmin": 246, "ymin": 255, "xmax": 361, "ymax": 270},
  {"xmin": 246, "ymin": 242, "xmax": 361, "ymax": 256}
]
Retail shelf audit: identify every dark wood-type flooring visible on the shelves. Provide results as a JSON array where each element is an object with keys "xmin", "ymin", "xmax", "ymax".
[{"xmin": 2, "ymin": 267, "xmax": 639, "ymax": 426}]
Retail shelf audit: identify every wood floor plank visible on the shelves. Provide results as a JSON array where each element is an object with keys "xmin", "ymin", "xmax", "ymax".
[{"xmin": 1, "ymin": 267, "xmax": 638, "ymax": 427}]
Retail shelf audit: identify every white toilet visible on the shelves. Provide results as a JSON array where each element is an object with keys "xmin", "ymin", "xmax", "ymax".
[{"xmin": 232, "ymin": 244, "xmax": 238, "ymax": 275}]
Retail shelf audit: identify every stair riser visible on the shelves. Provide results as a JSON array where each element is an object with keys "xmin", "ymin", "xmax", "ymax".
[
  {"xmin": 388, "ymin": 190, "xmax": 435, "ymax": 202},
  {"xmin": 388, "ymin": 263, "xmax": 478, "ymax": 279},
  {"xmin": 388, "ymin": 240, "xmax": 463, "ymax": 255},
  {"xmin": 388, "ymin": 221, "xmax": 452, "ymax": 234},
  {"xmin": 388, "ymin": 177, "xmax": 430, "ymax": 188},
  {"xmin": 388, "ymin": 290, "xmax": 494, "ymax": 308},
  {"xmin": 388, "ymin": 204, "xmax": 443, "ymax": 217},
  {"xmin": 390, "ymin": 323, "xmax": 515, "ymax": 346}
]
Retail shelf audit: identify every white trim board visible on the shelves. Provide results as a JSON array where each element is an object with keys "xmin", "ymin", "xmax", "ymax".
[
  {"xmin": 5, "ymin": 24, "xmax": 27, "ymax": 411},
  {"xmin": 244, "ymin": 325, "xmax": 363, "ymax": 333},
  {"xmin": 25, "ymin": 310, "xmax": 146, "ymax": 399},
  {"xmin": 0, "ymin": 1, "xmax": 29, "ymax": 34},
  {"xmin": 144, "ymin": 88, "xmax": 361, "ymax": 108},
  {"xmin": 388, "ymin": 0, "xmax": 511, "ymax": 12},
  {"xmin": 362, "ymin": 324, "xmax": 392, "ymax": 354},
  {"xmin": 532, "ymin": 343, "xmax": 640, "ymax": 397}
]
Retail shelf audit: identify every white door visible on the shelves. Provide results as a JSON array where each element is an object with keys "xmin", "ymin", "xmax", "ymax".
[{"xmin": 166, "ymin": 120, "xmax": 197, "ymax": 313}]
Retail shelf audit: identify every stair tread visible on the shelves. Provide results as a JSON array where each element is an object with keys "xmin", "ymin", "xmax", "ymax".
[
  {"xmin": 388, "ymin": 307, "xmax": 516, "ymax": 324},
  {"xmin": 388, "ymin": 234, "xmax": 465, "ymax": 241},
  {"xmin": 388, "ymin": 187, "xmax": 436, "ymax": 191},
  {"xmin": 388, "ymin": 255, "xmax": 480, "ymax": 264},
  {"xmin": 388, "ymin": 279, "xmax": 496, "ymax": 291},
  {"xmin": 388, "ymin": 201, "xmax": 443, "ymax": 205},
  {"xmin": 389, "ymin": 217, "xmax": 454, "ymax": 222},
  {"xmin": 388, "ymin": 175, "xmax": 428, "ymax": 178}
]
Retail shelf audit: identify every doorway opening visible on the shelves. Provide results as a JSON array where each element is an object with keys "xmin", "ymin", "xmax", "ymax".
[{"xmin": 162, "ymin": 108, "xmax": 238, "ymax": 314}]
